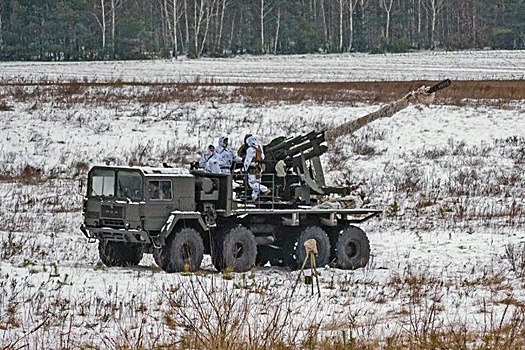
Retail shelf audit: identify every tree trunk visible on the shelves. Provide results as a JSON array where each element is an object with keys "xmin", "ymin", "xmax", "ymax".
[
  {"xmin": 199, "ymin": 1, "xmax": 212, "ymax": 57},
  {"xmin": 274, "ymin": 6, "xmax": 281, "ymax": 54},
  {"xmin": 192, "ymin": 0, "xmax": 213, "ymax": 57},
  {"xmin": 111, "ymin": 0, "xmax": 116, "ymax": 57},
  {"xmin": 184, "ymin": 0, "xmax": 190, "ymax": 54},
  {"xmin": 339, "ymin": 0, "xmax": 344, "ymax": 52},
  {"xmin": 424, "ymin": 0, "xmax": 444, "ymax": 49},
  {"xmin": 381, "ymin": 0, "xmax": 394, "ymax": 41},
  {"xmin": 101, "ymin": 0, "xmax": 107, "ymax": 51},
  {"xmin": 194, "ymin": 0, "xmax": 199, "ymax": 56},
  {"xmin": 173, "ymin": 0, "xmax": 178, "ymax": 57},
  {"xmin": 417, "ymin": 0, "xmax": 421, "ymax": 35},
  {"xmin": 320, "ymin": 0, "xmax": 328, "ymax": 46},
  {"xmin": 163, "ymin": 0, "xmax": 172, "ymax": 50},
  {"xmin": 260, "ymin": 0, "xmax": 265, "ymax": 53},
  {"xmin": 359, "ymin": 0, "xmax": 367, "ymax": 48},
  {"xmin": 216, "ymin": 0, "xmax": 227, "ymax": 54}
]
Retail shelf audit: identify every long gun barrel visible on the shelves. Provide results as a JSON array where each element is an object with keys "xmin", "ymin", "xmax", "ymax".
[{"xmin": 324, "ymin": 79, "xmax": 451, "ymax": 142}]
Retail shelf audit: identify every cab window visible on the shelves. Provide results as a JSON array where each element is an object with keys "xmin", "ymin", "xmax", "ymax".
[
  {"xmin": 117, "ymin": 171, "xmax": 143, "ymax": 201},
  {"xmin": 148, "ymin": 180, "xmax": 172, "ymax": 200}
]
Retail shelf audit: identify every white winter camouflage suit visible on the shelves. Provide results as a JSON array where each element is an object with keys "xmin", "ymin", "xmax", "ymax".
[
  {"xmin": 216, "ymin": 136, "xmax": 242, "ymax": 174},
  {"xmin": 243, "ymin": 136, "xmax": 268, "ymax": 199},
  {"xmin": 199, "ymin": 145, "xmax": 221, "ymax": 173}
]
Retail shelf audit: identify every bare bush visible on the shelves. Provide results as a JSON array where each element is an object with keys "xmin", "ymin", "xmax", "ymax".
[
  {"xmin": 0, "ymin": 101, "xmax": 14, "ymax": 111},
  {"xmin": 394, "ymin": 168, "xmax": 422, "ymax": 194},
  {"xmin": 18, "ymin": 165, "xmax": 45, "ymax": 184},
  {"xmin": 163, "ymin": 275, "xmax": 297, "ymax": 350},
  {"xmin": 504, "ymin": 243, "xmax": 525, "ymax": 278},
  {"xmin": 0, "ymin": 232, "xmax": 29, "ymax": 260}
]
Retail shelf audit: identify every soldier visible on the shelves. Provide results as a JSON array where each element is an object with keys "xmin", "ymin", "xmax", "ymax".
[
  {"xmin": 216, "ymin": 135, "xmax": 242, "ymax": 174},
  {"xmin": 199, "ymin": 144, "xmax": 221, "ymax": 173},
  {"xmin": 243, "ymin": 136, "xmax": 270, "ymax": 199},
  {"xmin": 237, "ymin": 133, "xmax": 253, "ymax": 159}
]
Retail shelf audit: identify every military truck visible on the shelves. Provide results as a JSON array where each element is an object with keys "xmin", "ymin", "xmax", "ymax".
[
  {"xmin": 80, "ymin": 80, "xmax": 451, "ymax": 273},
  {"xmin": 80, "ymin": 165, "xmax": 380, "ymax": 272}
]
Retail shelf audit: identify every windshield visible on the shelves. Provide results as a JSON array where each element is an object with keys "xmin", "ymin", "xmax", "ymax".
[
  {"xmin": 89, "ymin": 169, "xmax": 143, "ymax": 201},
  {"xmin": 116, "ymin": 171, "xmax": 143, "ymax": 201}
]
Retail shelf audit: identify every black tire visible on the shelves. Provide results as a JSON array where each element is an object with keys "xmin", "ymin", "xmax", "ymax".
[
  {"xmin": 222, "ymin": 226, "xmax": 257, "ymax": 272},
  {"xmin": 295, "ymin": 226, "xmax": 331, "ymax": 268},
  {"xmin": 98, "ymin": 241, "xmax": 143, "ymax": 267},
  {"xmin": 162, "ymin": 228, "xmax": 204, "ymax": 273},
  {"xmin": 336, "ymin": 226, "xmax": 370, "ymax": 270}
]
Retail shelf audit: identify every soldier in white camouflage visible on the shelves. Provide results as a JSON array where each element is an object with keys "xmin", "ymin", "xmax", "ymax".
[
  {"xmin": 216, "ymin": 135, "xmax": 242, "ymax": 174},
  {"xmin": 243, "ymin": 136, "xmax": 269, "ymax": 199},
  {"xmin": 199, "ymin": 144, "xmax": 221, "ymax": 173}
]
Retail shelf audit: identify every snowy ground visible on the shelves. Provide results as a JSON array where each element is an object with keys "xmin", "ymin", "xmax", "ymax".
[
  {"xmin": 0, "ymin": 50, "xmax": 524, "ymax": 83},
  {"xmin": 1, "ymin": 51, "xmax": 525, "ymax": 348}
]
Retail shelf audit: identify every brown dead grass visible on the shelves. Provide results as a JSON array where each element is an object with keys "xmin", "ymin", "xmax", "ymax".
[{"xmin": 1, "ymin": 80, "xmax": 524, "ymax": 107}]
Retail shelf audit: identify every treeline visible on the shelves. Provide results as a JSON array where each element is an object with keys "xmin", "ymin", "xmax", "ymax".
[{"xmin": 0, "ymin": 0, "xmax": 523, "ymax": 61}]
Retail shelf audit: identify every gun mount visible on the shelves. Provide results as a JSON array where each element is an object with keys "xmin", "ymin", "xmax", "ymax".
[{"xmin": 262, "ymin": 79, "xmax": 452, "ymax": 201}]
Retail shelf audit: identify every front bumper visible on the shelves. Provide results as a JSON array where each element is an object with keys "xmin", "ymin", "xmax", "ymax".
[{"xmin": 80, "ymin": 224, "xmax": 152, "ymax": 244}]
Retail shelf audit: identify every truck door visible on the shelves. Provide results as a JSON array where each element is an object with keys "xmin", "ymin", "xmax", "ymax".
[{"xmin": 145, "ymin": 179, "xmax": 176, "ymax": 231}]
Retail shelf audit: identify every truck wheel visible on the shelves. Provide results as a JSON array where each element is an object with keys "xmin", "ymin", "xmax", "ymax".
[
  {"xmin": 163, "ymin": 228, "xmax": 204, "ymax": 273},
  {"xmin": 98, "ymin": 241, "xmax": 143, "ymax": 267},
  {"xmin": 222, "ymin": 227, "xmax": 257, "ymax": 272},
  {"xmin": 336, "ymin": 226, "xmax": 370, "ymax": 269},
  {"xmin": 295, "ymin": 226, "xmax": 331, "ymax": 268}
]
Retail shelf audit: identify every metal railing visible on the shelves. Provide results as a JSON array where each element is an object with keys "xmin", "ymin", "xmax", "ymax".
[{"xmin": 232, "ymin": 172, "xmax": 278, "ymax": 210}]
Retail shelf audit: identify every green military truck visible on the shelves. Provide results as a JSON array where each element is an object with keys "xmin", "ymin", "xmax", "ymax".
[{"xmin": 80, "ymin": 164, "xmax": 381, "ymax": 272}]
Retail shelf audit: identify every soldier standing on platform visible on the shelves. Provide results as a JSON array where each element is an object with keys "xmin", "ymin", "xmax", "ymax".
[{"xmin": 243, "ymin": 136, "xmax": 269, "ymax": 199}]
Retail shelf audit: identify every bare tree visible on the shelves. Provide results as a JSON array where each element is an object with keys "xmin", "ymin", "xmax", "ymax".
[
  {"xmin": 192, "ymin": 0, "xmax": 215, "ymax": 57},
  {"xmin": 417, "ymin": 0, "xmax": 422, "ymax": 36},
  {"xmin": 423, "ymin": 0, "xmax": 446, "ymax": 48},
  {"xmin": 173, "ymin": 0, "xmax": 180, "ymax": 56},
  {"xmin": 111, "ymin": 0, "xmax": 116, "ymax": 55},
  {"xmin": 93, "ymin": 0, "xmax": 125, "ymax": 57},
  {"xmin": 380, "ymin": 0, "xmax": 394, "ymax": 41},
  {"xmin": 184, "ymin": 0, "xmax": 190, "ymax": 53},
  {"xmin": 347, "ymin": 0, "xmax": 359, "ymax": 51},
  {"xmin": 273, "ymin": 5, "xmax": 281, "ymax": 54},
  {"xmin": 92, "ymin": 0, "xmax": 108, "ymax": 53},
  {"xmin": 163, "ymin": 0, "xmax": 183, "ymax": 57},
  {"xmin": 338, "ymin": 0, "xmax": 344, "ymax": 52},
  {"xmin": 161, "ymin": 0, "xmax": 172, "ymax": 51},
  {"xmin": 211, "ymin": 0, "xmax": 229, "ymax": 54},
  {"xmin": 256, "ymin": 0, "xmax": 273, "ymax": 54},
  {"xmin": 320, "ymin": 0, "xmax": 328, "ymax": 46},
  {"xmin": 217, "ymin": 0, "xmax": 228, "ymax": 53}
]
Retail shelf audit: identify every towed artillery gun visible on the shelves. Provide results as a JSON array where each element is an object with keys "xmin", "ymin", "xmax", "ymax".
[{"xmin": 80, "ymin": 80, "xmax": 451, "ymax": 272}]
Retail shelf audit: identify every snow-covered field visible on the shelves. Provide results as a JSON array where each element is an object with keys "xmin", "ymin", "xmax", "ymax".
[
  {"xmin": 1, "ymin": 50, "xmax": 524, "ymax": 83},
  {"xmin": 1, "ymin": 51, "xmax": 525, "ymax": 349}
]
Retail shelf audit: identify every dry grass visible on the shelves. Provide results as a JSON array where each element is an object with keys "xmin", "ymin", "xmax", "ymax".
[{"xmin": 1, "ymin": 80, "xmax": 524, "ymax": 107}]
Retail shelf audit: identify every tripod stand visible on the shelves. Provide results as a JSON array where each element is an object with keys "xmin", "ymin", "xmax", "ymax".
[{"xmin": 291, "ymin": 239, "xmax": 321, "ymax": 297}]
